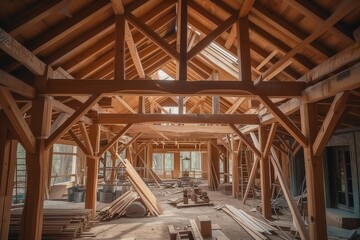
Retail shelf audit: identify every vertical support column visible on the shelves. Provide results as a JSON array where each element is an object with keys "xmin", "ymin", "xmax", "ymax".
[
  {"xmin": 173, "ymin": 152, "xmax": 180, "ymax": 179},
  {"xmin": 300, "ymin": 103, "xmax": 327, "ymax": 240},
  {"xmin": 237, "ymin": 16, "xmax": 251, "ymax": 82},
  {"xmin": 21, "ymin": 95, "xmax": 52, "ymax": 240},
  {"xmin": 223, "ymin": 154, "xmax": 229, "ymax": 183},
  {"xmin": 211, "ymin": 71, "xmax": 220, "ymax": 114},
  {"xmin": 232, "ymin": 140, "xmax": 240, "ymax": 198},
  {"xmin": 110, "ymin": 152, "xmax": 117, "ymax": 181},
  {"xmin": 115, "ymin": 14, "xmax": 126, "ymax": 80},
  {"xmin": 259, "ymin": 126, "xmax": 271, "ymax": 219},
  {"xmin": 0, "ymin": 115, "xmax": 17, "ymax": 240},
  {"xmin": 207, "ymin": 142, "xmax": 220, "ymax": 190},
  {"xmin": 85, "ymin": 124, "xmax": 100, "ymax": 218}
]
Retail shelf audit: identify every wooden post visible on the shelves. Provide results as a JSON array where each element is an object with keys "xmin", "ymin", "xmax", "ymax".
[
  {"xmin": 259, "ymin": 126, "xmax": 271, "ymax": 219},
  {"xmin": 0, "ymin": 115, "xmax": 17, "ymax": 240},
  {"xmin": 85, "ymin": 124, "xmax": 100, "ymax": 218},
  {"xmin": 173, "ymin": 152, "xmax": 180, "ymax": 179},
  {"xmin": 21, "ymin": 95, "xmax": 52, "ymax": 240},
  {"xmin": 146, "ymin": 144, "xmax": 152, "ymax": 179},
  {"xmin": 110, "ymin": 151, "xmax": 117, "ymax": 181},
  {"xmin": 232, "ymin": 140, "xmax": 241, "ymax": 198},
  {"xmin": 237, "ymin": 16, "xmax": 251, "ymax": 82},
  {"xmin": 300, "ymin": 103, "xmax": 327, "ymax": 240}
]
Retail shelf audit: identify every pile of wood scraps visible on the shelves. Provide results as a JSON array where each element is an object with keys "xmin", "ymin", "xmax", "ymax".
[
  {"xmin": 168, "ymin": 187, "xmax": 214, "ymax": 208},
  {"xmin": 9, "ymin": 208, "xmax": 95, "ymax": 239},
  {"xmin": 218, "ymin": 204, "xmax": 277, "ymax": 240},
  {"xmin": 96, "ymin": 190, "xmax": 139, "ymax": 221},
  {"xmin": 117, "ymin": 157, "xmax": 162, "ymax": 216}
]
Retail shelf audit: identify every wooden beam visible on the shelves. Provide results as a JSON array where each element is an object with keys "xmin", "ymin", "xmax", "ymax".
[
  {"xmin": 46, "ymin": 79, "xmax": 305, "ymax": 96},
  {"xmin": 7, "ymin": 0, "xmax": 69, "ymax": 36},
  {"xmin": 98, "ymin": 124, "xmax": 132, "ymax": 157},
  {"xmin": 45, "ymin": 94, "xmax": 102, "ymax": 150},
  {"xmin": 114, "ymin": 14, "xmax": 126, "ymax": 80},
  {"xmin": 125, "ymin": 12, "xmax": 179, "ymax": 61},
  {"xmin": 259, "ymin": 126, "xmax": 271, "ymax": 219},
  {"xmin": 312, "ymin": 91, "xmax": 349, "ymax": 157},
  {"xmin": 300, "ymin": 102, "xmax": 327, "ymax": 239},
  {"xmin": 187, "ymin": 13, "xmax": 238, "ymax": 60},
  {"xmin": 50, "ymin": 112, "xmax": 68, "ymax": 134},
  {"xmin": 0, "ymin": 70, "xmax": 36, "ymax": 99},
  {"xmin": 257, "ymin": 95, "xmax": 308, "ymax": 147},
  {"xmin": 125, "ymin": 23, "xmax": 145, "ymax": 78},
  {"xmin": 117, "ymin": 133, "xmax": 143, "ymax": 156},
  {"xmin": 0, "ymin": 87, "xmax": 36, "ymax": 154},
  {"xmin": 114, "ymin": 96, "xmax": 137, "ymax": 113},
  {"xmin": 303, "ymin": 62, "xmax": 360, "ymax": 103},
  {"xmin": 225, "ymin": 97, "xmax": 246, "ymax": 114},
  {"xmin": 111, "ymin": 0, "xmax": 124, "ymax": 14},
  {"xmin": 263, "ymin": 123, "xmax": 277, "ymax": 160},
  {"xmin": 177, "ymin": 0, "xmax": 187, "ymax": 81},
  {"xmin": 68, "ymin": 129, "xmax": 90, "ymax": 155},
  {"xmin": 0, "ymin": 28, "xmax": 45, "ymax": 75},
  {"xmin": 79, "ymin": 123, "xmax": 94, "ymax": 156},
  {"xmin": 52, "ymin": 99, "xmax": 93, "ymax": 125},
  {"xmin": 236, "ymin": 16, "xmax": 251, "ymax": 82},
  {"xmin": 229, "ymin": 124, "xmax": 261, "ymax": 158},
  {"xmin": 98, "ymin": 113, "xmax": 260, "ymax": 125},
  {"xmin": 257, "ymin": 0, "xmax": 359, "ymax": 82}
]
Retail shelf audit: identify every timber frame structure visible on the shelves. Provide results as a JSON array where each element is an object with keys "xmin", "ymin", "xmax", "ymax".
[{"xmin": 0, "ymin": 0, "xmax": 360, "ymax": 239}]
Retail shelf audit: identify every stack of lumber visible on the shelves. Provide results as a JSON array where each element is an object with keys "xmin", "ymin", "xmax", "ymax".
[
  {"xmin": 96, "ymin": 190, "xmax": 139, "ymax": 221},
  {"xmin": 8, "ymin": 208, "xmax": 94, "ymax": 239},
  {"xmin": 219, "ymin": 204, "xmax": 277, "ymax": 240},
  {"xmin": 119, "ymin": 157, "xmax": 162, "ymax": 216}
]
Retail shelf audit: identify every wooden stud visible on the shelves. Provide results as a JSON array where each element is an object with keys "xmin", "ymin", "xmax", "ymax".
[
  {"xmin": 263, "ymin": 123, "xmax": 277, "ymax": 160},
  {"xmin": 229, "ymin": 124, "xmax": 261, "ymax": 158},
  {"xmin": 176, "ymin": 0, "xmax": 187, "ymax": 81},
  {"xmin": 114, "ymin": 14, "xmax": 126, "ymax": 80}
]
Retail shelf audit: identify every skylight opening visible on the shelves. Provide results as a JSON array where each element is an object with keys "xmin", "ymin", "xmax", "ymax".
[
  {"xmin": 157, "ymin": 69, "xmax": 174, "ymax": 80},
  {"xmin": 209, "ymin": 42, "xmax": 238, "ymax": 64}
]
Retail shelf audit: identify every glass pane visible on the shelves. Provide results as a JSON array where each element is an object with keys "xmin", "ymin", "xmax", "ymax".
[
  {"xmin": 165, "ymin": 153, "xmax": 174, "ymax": 170},
  {"xmin": 191, "ymin": 152, "xmax": 201, "ymax": 170},
  {"xmin": 152, "ymin": 153, "xmax": 163, "ymax": 174}
]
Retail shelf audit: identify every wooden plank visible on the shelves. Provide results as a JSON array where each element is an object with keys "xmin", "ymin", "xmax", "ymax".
[
  {"xmin": 125, "ymin": 23, "xmax": 145, "ymax": 78},
  {"xmin": 0, "ymin": 70, "xmax": 36, "ymax": 99},
  {"xmin": 0, "ymin": 87, "xmax": 36, "ymax": 154},
  {"xmin": 98, "ymin": 124, "xmax": 132, "ymax": 157},
  {"xmin": 237, "ymin": 16, "xmax": 251, "ymax": 82},
  {"xmin": 78, "ymin": 123, "xmax": 94, "ymax": 156},
  {"xmin": 45, "ymin": 94, "xmax": 102, "ymax": 150},
  {"xmin": 51, "ymin": 112, "xmax": 68, "ymax": 134},
  {"xmin": 257, "ymin": 95, "xmax": 308, "ymax": 147},
  {"xmin": 46, "ymin": 79, "xmax": 305, "ymax": 97},
  {"xmin": 190, "ymin": 219, "xmax": 204, "ymax": 240},
  {"xmin": 312, "ymin": 91, "xmax": 349, "ymax": 156},
  {"xmin": 98, "ymin": 113, "xmax": 260, "ymax": 125},
  {"xmin": 229, "ymin": 124, "xmax": 261, "ymax": 158},
  {"xmin": 114, "ymin": 96, "xmax": 137, "ymax": 113}
]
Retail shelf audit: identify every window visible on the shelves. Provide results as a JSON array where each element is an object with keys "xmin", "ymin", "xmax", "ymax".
[
  {"xmin": 152, "ymin": 153, "xmax": 174, "ymax": 177},
  {"xmin": 51, "ymin": 144, "xmax": 77, "ymax": 184},
  {"xmin": 180, "ymin": 151, "xmax": 202, "ymax": 171}
]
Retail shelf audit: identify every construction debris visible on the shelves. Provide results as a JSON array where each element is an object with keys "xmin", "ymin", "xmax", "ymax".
[
  {"xmin": 96, "ymin": 190, "xmax": 138, "ymax": 221},
  {"xmin": 9, "ymin": 208, "xmax": 95, "ymax": 240},
  {"xmin": 219, "ymin": 204, "xmax": 277, "ymax": 240},
  {"xmin": 118, "ymin": 157, "xmax": 163, "ymax": 216}
]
